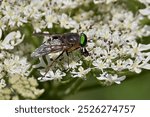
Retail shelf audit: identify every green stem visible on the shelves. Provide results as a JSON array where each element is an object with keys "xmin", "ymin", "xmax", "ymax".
[
  {"xmin": 80, "ymin": 84, "xmax": 103, "ymax": 92},
  {"xmin": 64, "ymin": 78, "xmax": 84, "ymax": 96}
]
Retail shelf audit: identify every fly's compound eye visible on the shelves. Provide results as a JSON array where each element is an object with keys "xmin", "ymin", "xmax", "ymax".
[{"xmin": 80, "ymin": 33, "xmax": 87, "ymax": 47}]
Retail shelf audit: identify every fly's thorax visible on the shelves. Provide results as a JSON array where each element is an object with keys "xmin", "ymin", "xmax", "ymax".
[
  {"xmin": 47, "ymin": 35, "xmax": 63, "ymax": 45},
  {"xmin": 63, "ymin": 33, "xmax": 80, "ymax": 45}
]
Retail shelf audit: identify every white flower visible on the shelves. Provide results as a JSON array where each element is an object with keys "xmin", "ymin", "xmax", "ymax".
[
  {"xmin": 139, "ymin": 55, "xmax": 150, "ymax": 70},
  {"xmin": 4, "ymin": 55, "xmax": 31, "ymax": 76},
  {"xmin": 99, "ymin": 25, "xmax": 112, "ymax": 40},
  {"xmin": 139, "ymin": 44, "xmax": 150, "ymax": 51},
  {"xmin": 94, "ymin": 0, "xmax": 106, "ymax": 4},
  {"xmin": 0, "ymin": 17, "xmax": 6, "ymax": 30},
  {"xmin": 129, "ymin": 42, "xmax": 150, "ymax": 58},
  {"xmin": 0, "ymin": 79, "xmax": 6, "ymax": 89},
  {"xmin": 140, "ymin": 25, "xmax": 150, "ymax": 37},
  {"xmin": 38, "ymin": 69, "xmax": 66, "ymax": 81},
  {"xmin": 0, "ymin": 31, "xmax": 24, "ymax": 50},
  {"xmin": 111, "ymin": 60, "xmax": 126, "ymax": 71},
  {"xmin": 73, "ymin": 11, "xmax": 94, "ymax": 22},
  {"xmin": 97, "ymin": 72, "xmax": 126, "ymax": 84},
  {"xmin": 127, "ymin": 55, "xmax": 150, "ymax": 73},
  {"xmin": 0, "ymin": 62, "xmax": 5, "ymax": 79},
  {"xmin": 45, "ymin": 10, "xmax": 57, "ymax": 28},
  {"xmin": 51, "ymin": 0, "xmax": 79, "ymax": 9},
  {"xmin": 138, "ymin": 0, "xmax": 150, "ymax": 5},
  {"xmin": 32, "ymin": 20, "xmax": 46, "ymax": 33},
  {"xmin": 79, "ymin": 20, "xmax": 94, "ymax": 31},
  {"xmin": 93, "ymin": 0, "xmax": 117, "ymax": 4},
  {"xmin": 68, "ymin": 60, "xmax": 82, "ymax": 69},
  {"xmin": 8, "ymin": 74, "xmax": 44, "ymax": 99},
  {"xmin": 59, "ymin": 13, "xmax": 78, "ymax": 29},
  {"xmin": 93, "ymin": 47, "xmax": 103, "ymax": 57},
  {"xmin": 0, "ymin": 51, "xmax": 6, "ymax": 60},
  {"xmin": 71, "ymin": 66, "xmax": 91, "ymax": 78},
  {"xmin": 139, "ymin": 7, "xmax": 150, "ymax": 18},
  {"xmin": 92, "ymin": 58, "xmax": 109, "ymax": 71},
  {"xmin": 0, "ymin": 28, "xmax": 2, "ymax": 39}
]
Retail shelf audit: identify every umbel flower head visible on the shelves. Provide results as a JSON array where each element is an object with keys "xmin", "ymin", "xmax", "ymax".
[
  {"xmin": 30, "ymin": 0, "xmax": 150, "ymax": 85},
  {"xmin": 0, "ymin": 0, "xmax": 150, "ymax": 99},
  {"xmin": 0, "ymin": 28, "xmax": 44, "ymax": 99}
]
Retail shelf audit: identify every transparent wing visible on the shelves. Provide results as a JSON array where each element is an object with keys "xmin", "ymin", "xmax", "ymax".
[{"xmin": 31, "ymin": 38, "xmax": 68, "ymax": 57}]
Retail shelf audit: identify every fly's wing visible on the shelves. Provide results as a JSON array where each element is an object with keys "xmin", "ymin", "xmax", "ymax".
[
  {"xmin": 31, "ymin": 36, "xmax": 68, "ymax": 57},
  {"xmin": 31, "ymin": 42, "xmax": 52, "ymax": 57}
]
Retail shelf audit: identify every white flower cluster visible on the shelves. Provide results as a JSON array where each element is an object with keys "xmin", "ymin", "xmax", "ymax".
[
  {"xmin": 0, "ymin": 0, "xmax": 150, "ymax": 96},
  {"xmin": 79, "ymin": 5, "xmax": 150, "ymax": 84},
  {"xmin": 0, "ymin": 30, "xmax": 24, "ymax": 50},
  {"xmin": 23, "ymin": 1, "xmax": 149, "ymax": 85},
  {"xmin": 0, "ymin": 0, "xmax": 91, "ymax": 32},
  {"xmin": 0, "ymin": 29, "xmax": 26, "ymax": 77},
  {"xmin": 93, "ymin": 0, "xmax": 117, "ymax": 4},
  {"xmin": 0, "ymin": 28, "xmax": 44, "ymax": 99}
]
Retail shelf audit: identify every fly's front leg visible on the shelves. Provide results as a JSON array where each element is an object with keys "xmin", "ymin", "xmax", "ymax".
[{"xmin": 80, "ymin": 47, "xmax": 90, "ymax": 57}]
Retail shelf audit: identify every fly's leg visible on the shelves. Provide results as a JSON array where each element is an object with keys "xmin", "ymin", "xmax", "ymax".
[
  {"xmin": 71, "ymin": 48, "xmax": 90, "ymax": 66},
  {"xmin": 66, "ymin": 52, "xmax": 69, "ymax": 68},
  {"xmin": 41, "ymin": 51, "xmax": 64, "ymax": 79},
  {"xmin": 80, "ymin": 47, "xmax": 90, "ymax": 57}
]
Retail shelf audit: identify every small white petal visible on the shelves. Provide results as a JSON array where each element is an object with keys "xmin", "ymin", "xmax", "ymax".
[
  {"xmin": 139, "ymin": 8, "xmax": 150, "ymax": 16},
  {"xmin": 134, "ymin": 68, "xmax": 142, "ymax": 73},
  {"xmin": 139, "ymin": 44, "xmax": 150, "ymax": 51},
  {"xmin": 1, "ymin": 31, "xmax": 24, "ymax": 49},
  {"xmin": 0, "ymin": 28, "xmax": 2, "ymax": 39},
  {"xmin": 97, "ymin": 73, "xmax": 126, "ymax": 84},
  {"xmin": 140, "ymin": 64, "xmax": 150, "ymax": 70}
]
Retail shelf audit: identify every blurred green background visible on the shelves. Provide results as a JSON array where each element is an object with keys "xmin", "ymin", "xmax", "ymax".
[{"xmin": 65, "ymin": 70, "xmax": 150, "ymax": 100}]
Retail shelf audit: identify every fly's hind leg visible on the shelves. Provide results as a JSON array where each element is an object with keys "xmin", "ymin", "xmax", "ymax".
[
  {"xmin": 66, "ymin": 51, "xmax": 70, "ymax": 68},
  {"xmin": 41, "ymin": 51, "xmax": 65, "ymax": 80}
]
